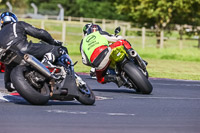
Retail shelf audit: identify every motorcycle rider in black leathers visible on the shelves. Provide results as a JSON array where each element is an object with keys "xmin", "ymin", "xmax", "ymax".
[{"xmin": 0, "ymin": 12, "xmax": 65, "ymax": 92}]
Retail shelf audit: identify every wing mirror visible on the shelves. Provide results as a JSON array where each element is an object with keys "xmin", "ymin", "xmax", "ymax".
[{"xmin": 115, "ymin": 27, "xmax": 121, "ymax": 35}]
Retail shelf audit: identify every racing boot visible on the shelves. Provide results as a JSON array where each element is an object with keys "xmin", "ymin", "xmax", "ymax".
[
  {"xmin": 104, "ymin": 75, "xmax": 124, "ymax": 87},
  {"xmin": 5, "ymin": 82, "xmax": 15, "ymax": 92},
  {"xmin": 4, "ymin": 65, "xmax": 16, "ymax": 92},
  {"xmin": 90, "ymin": 67, "xmax": 96, "ymax": 79},
  {"xmin": 143, "ymin": 59, "xmax": 148, "ymax": 66}
]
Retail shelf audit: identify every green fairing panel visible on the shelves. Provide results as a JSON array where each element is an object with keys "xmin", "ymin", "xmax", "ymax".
[{"xmin": 82, "ymin": 31, "xmax": 109, "ymax": 63}]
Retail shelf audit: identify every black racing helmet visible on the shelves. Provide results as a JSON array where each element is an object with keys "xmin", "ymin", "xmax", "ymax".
[
  {"xmin": 0, "ymin": 12, "xmax": 18, "ymax": 27},
  {"xmin": 83, "ymin": 23, "xmax": 102, "ymax": 36}
]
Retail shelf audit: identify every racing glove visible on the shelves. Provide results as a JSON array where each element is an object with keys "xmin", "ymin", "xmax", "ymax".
[{"xmin": 53, "ymin": 39, "xmax": 63, "ymax": 46}]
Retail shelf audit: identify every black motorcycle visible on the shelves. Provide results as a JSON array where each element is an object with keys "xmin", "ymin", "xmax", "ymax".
[{"xmin": 0, "ymin": 46, "xmax": 95, "ymax": 105}]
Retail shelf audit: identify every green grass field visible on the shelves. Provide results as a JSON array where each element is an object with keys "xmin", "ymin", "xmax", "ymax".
[
  {"xmin": 69, "ymin": 52, "xmax": 200, "ymax": 81},
  {"xmin": 22, "ymin": 18, "xmax": 200, "ymax": 81}
]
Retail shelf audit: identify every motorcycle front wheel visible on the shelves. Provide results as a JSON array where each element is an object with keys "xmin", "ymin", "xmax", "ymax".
[
  {"xmin": 76, "ymin": 84, "xmax": 95, "ymax": 105},
  {"xmin": 75, "ymin": 74, "xmax": 95, "ymax": 105},
  {"xmin": 10, "ymin": 65, "xmax": 50, "ymax": 105},
  {"xmin": 123, "ymin": 62, "xmax": 153, "ymax": 94}
]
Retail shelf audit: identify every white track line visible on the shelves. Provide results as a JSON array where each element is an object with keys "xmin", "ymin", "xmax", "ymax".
[
  {"xmin": 154, "ymin": 83, "xmax": 200, "ymax": 87},
  {"xmin": 0, "ymin": 92, "xmax": 9, "ymax": 102},
  {"xmin": 46, "ymin": 109, "xmax": 135, "ymax": 116},
  {"xmin": 131, "ymin": 96, "xmax": 200, "ymax": 100},
  {"xmin": 0, "ymin": 92, "xmax": 112, "ymax": 103},
  {"xmin": 0, "ymin": 92, "xmax": 25, "ymax": 102}
]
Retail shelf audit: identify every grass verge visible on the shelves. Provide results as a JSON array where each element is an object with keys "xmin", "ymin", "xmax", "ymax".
[{"xmin": 70, "ymin": 55, "xmax": 200, "ymax": 81}]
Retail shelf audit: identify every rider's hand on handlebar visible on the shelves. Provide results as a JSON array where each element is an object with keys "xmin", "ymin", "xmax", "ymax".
[
  {"xmin": 53, "ymin": 39, "xmax": 63, "ymax": 46},
  {"xmin": 116, "ymin": 35, "xmax": 124, "ymax": 40}
]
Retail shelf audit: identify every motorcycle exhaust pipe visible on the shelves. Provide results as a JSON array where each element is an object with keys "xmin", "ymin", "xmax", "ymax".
[
  {"xmin": 24, "ymin": 54, "xmax": 52, "ymax": 78},
  {"xmin": 129, "ymin": 50, "xmax": 146, "ymax": 70}
]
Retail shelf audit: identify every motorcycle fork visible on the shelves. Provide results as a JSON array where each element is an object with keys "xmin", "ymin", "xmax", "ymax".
[
  {"xmin": 115, "ymin": 62, "xmax": 131, "ymax": 88},
  {"xmin": 117, "ymin": 59, "xmax": 137, "ymax": 88}
]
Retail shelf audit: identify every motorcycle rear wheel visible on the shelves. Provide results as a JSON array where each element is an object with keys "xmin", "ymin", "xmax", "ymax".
[
  {"xmin": 11, "ymin": 65, "xmax": 50, "ymax": 105},
  {"xmin": 123, "ymin": 62, "xmax": 153, "ymax": 94}
]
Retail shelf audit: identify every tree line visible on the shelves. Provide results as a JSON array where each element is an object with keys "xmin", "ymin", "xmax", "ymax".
[
  {"xmin": 114, "ymin": 0, "xmax": 200, "ymax": 48},
  {"xmin": 0, "ymin": 0, "xmax": 127, "ymax": 20},
  {"xmin": 1, "ymin": 0, "xmax": 200, "ymax": 47},
  {"xmin": 3, "ymin": 0, "xmax": 199, "ymax": 26}
]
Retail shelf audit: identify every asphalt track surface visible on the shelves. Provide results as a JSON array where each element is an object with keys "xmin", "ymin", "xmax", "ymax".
[{"xmin": 0, "ymin": 73, "xmax": 200, "ymax": 133}]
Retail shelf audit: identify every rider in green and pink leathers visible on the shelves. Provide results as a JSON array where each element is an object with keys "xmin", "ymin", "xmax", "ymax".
[{"xmin": 80, "ymin": 23, "xmax": 132, "ymax": 86}]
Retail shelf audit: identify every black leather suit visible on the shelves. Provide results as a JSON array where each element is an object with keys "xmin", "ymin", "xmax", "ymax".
[{"xmin": 0, "ymin": 21, "xmax": 62, "ymax": 90}]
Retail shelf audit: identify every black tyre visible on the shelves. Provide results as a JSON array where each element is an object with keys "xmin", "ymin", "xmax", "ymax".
[
  {"xmin": 123, "ymin": 62, "xmax": 153, "ymax": 94},
  {"xmin": 10, "ymin": 65, "xmax": 50, "ymax": 105},
  {"xmin": 76, "ymin": 83, "xmax": 95, "ymax": 105}
]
